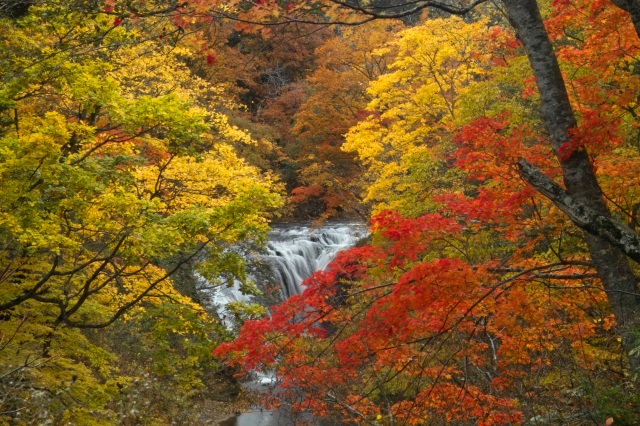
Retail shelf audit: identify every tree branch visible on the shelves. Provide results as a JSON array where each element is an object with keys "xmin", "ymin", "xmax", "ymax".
[
  {"xmin": 328, "ymin": 0, "xmax": 489, "ymax": 19},
  {"xmin": 517, "ymin": 158, "xmax": 640, "ymax": 264}
]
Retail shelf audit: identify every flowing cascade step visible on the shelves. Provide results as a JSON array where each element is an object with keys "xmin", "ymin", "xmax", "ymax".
[
  {"xmin": 264, "ymin": 222, "xmax": 367, "ymax": 297},
  {"xmin": 210, "ymin": 222, "xmax": 366, "ymax": 426},
  {"xmin": 198, "ymin": 222, "xmax": 367, "ymax": 325}
]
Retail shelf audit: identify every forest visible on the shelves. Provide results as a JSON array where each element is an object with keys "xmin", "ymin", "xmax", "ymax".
[{"xmin": 1, "ymin": 0, "xmax": 640, "ymax": 424}]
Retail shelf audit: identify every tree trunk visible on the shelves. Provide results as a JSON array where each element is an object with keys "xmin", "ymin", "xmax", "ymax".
[
  {"xmin": 517, "ymin": 159, "xmax": 640, "ymax": 264},
  {"xmin": 502, "ymin": 0, "xmax": 640, "ymax": 378}
]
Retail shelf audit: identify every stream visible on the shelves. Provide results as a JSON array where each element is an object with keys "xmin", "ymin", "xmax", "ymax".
[{"xmin": 204, "ymin": 222, "xmax": 367, "ymax": 425}]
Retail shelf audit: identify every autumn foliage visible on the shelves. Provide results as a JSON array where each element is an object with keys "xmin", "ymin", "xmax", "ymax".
[
  {"xmin": 0, "ymin": 1, "xmax": 282, "ymax": 422},
  {"xmin": 3, "ymin": 0, "xmax": 640, "ymax": 423},
  {"xmin": 215, "ymin": 2, "xmax": 640, "ymax": 424}
]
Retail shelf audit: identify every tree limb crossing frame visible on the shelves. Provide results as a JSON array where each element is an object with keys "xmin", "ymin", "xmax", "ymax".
[{"xmin": 517, "ymin": 158, "xmax": 640, "ymax": 265}]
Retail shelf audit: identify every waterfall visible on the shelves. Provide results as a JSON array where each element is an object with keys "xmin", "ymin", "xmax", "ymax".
[
  {"xmin": 208, "ymin": 222, "xmax": 366, "ymax": 425},
  {"xmin": 264, "ymin": 222, "xmax": 366, "ymax": 297},
  {"xmin": 198, "ymin": 222, "xmax": 367, "ymax": 325}
]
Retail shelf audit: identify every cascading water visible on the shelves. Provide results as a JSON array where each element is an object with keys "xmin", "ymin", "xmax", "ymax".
[
  {"xmin": 202, "ymin": 222, "xmax": 367, "ymax": 426},
  {"xmin": 199, "ymin": 222, "xmax": 367, "ymax": 322},
  {"xmin": 264, "ymin": 222, "xmax": 367, "ymax": 298}
]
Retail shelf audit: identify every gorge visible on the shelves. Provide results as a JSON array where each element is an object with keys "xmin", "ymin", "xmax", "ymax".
[{"xmin": 203, "ymin": 222, "xmax": 367, "ymax": 425}]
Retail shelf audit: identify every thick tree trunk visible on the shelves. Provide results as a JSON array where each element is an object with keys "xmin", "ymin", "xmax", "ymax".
[
  {"xmin": 502, "ymin": 0, "xmax": 640, "ymax": 377},
  {"xmin": 517, "ymin": 159, "xmax": 640, "ymax": 264}
]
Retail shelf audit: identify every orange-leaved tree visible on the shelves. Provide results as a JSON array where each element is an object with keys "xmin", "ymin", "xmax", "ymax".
[
  {"xmin": 289, "ymin": 21, "xmax": 401, "ymax": 220},
  {"xmin": 215, "ymin": 2, "xmax": 640, "ymax": 424}
]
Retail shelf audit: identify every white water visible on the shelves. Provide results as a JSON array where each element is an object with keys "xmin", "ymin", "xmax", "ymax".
[
  {"xmin": 202, "ymin": 222, "xmax": 366, "ymax": 425},
  {"xmin": 198, "ymin": 222, "xmax": 367, "ymax": 323},
  {"xmin": 264, "ymin": 222, "xmax": 367, "ymax": 297}
]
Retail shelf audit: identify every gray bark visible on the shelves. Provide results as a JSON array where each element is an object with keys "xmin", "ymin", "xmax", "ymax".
[
  {"xmin": 517, "ymin": 159, "xmax": 640, "ymax": 265},
  {"xmin": 502, "ymin": 0, "xmax": 640, "ymax": 375}
]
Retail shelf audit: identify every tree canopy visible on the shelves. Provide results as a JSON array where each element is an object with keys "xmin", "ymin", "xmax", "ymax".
[
  {"xmin": 0, "ymin": 1, "xmax": 282, "ymax": 422},
  {"xmin": 2, "ymin": 0, "xmax": 640, "ymax": 424},
  {"xmin": 215, "ymin": 0, "xmax": 640, "ymax": 424}
]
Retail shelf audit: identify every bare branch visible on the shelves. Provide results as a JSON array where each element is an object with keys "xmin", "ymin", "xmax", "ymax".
[{"xmin": 517, "ymin": 158, "xmax": 640, "ymax": 264}]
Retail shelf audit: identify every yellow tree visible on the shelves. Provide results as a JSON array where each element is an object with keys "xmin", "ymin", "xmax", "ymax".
[
  {"xmin": 0, "ymin": 2, "xmax": 281, "ymax": 423},
  {"xmin": 290, "ymin": 21, "xmax": 401, "ymax": 220},
  {"xmin": 343, "ymin": 17, "xmax": 490, "ymax": 216}
]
